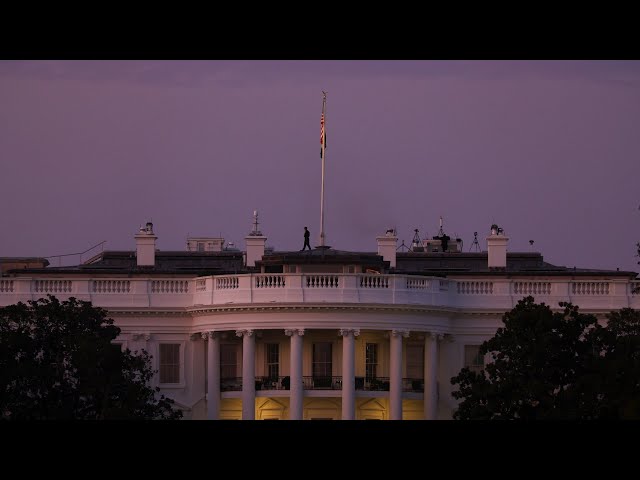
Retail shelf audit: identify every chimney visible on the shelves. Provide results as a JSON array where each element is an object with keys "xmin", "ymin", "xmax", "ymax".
[
  {"xmin": 377, "ymin": 228, "xmax": 398, "ymax": 268},
  {"xmin": 486, "ymin": 224, "xmax": 508, "ymax": 269},
  {"xmin": 135, "ymin": 222, "xmax": 157, "ymax": 267},
  {"xmin": 245, "ymin": 210, "xmax": 266, "ymax": 268}
]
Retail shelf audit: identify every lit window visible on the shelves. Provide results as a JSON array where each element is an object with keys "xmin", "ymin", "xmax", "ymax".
[
  {"xmin": 159, "ymin": 344, "xmax": 180, "ymax": 383},
  {"xmin": 312, "ymin": 342, "xmax": 332, "ymax": 381},
  {"xmin": 266, "ymin": 343, "xmax": 279, "ymax": 379},
  {"xmin": 365, "ymin": 343, "xmax": 378, "ymax": 380}
]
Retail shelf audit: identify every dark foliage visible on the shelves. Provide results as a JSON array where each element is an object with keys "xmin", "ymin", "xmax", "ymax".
[
  {"xmin": 451, "ymin": 296, "xmax": 640, "ymax": 419},
  {"xmin": 0, "ymin": 295, "xmax": 182, "ymax": 420}
]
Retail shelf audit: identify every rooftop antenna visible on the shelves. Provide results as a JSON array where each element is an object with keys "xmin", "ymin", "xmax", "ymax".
[
  {"xmin": 437, "ymin": 216, "xmax": 445, "ymax": 237},
  {"xmin": 397, "ymin": 240, "xmax": 410, "ymax": 252},
  {"xmin": 411, "ymin": 228, "xmax": 424, "ymax": 252},
  {"xmin": 470, "ymin": 231, "xmax": 481, "ymax": 252},
  {"xmin": 249, "ymin": 209, "xmax": 262, "ymax": 236}
]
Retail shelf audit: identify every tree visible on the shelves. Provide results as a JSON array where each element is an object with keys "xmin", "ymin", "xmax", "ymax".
[
  {"xmin": 451, "ymin": 296, "xmax": 640, "ymax": 420},
  {"xmin": 0, "ymin": 295, "xmax": 182, "ymax": 420},
  {"xmin": 451, "ymin": 297, "xmax": 600, "ymax": 420},
  {"xmin": 587, "ymin": 307, "xmax": 640, "ymax": 418}
]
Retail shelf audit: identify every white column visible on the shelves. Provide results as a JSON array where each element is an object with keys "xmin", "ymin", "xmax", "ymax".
[
  {"xmin": 237, "ymin": 329, "xmax": 256, "ymax": 420},
  {"xmin": 390, "ymin": 329, "xmax": 409, "ymax": 420},
  {"xmin": 203, "ymin": 331, "xmax": 220, "ymax": 420},
  {"xmin": 285, "ymin": 328, "xmax": 305, "ymax": 420},
  {"xmin": 340, "ymin": 328, "xmax": 359, "ymax": 420},
  {"xmin": 424, "ymin": 333, "xmax": 441, "ymax": 420}
]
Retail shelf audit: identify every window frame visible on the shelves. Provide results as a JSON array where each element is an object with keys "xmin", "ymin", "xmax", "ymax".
[
  {"xmin": 405, "ymin": 343, "xmax": 424, "ymax": 379},
  {"xmin": 266, "ymin": 342, "xmax": 280, "ymax": 379},
  {"xmin": 220, "ymin": 342, "xmax": 240, "ymax": 380},
  {"xmin": 365, "ymin": 342, "xmax": 378, "ymax": 380},
  {"xmin": 157, "ymin": 340, "xmax": 186, "ymax": 388}
]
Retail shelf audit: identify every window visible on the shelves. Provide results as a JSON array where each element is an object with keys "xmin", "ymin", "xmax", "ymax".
[
  {"xmin": 266, "ymin": 343, "xmax": 279, "ymax": 379},
  {"xmin": 312, "ymin": 342, "xmax": 332, "ymax": 378},
  {"xmin": 197, "ymin": 242, "xmax": 205, "ymax": 252},
  {"xmin": 365, "ymin": 343, "xmax": 378, "ymax": 380},
  {"xmin": 159, "ymin": 344, "xmax": 180, "ymax": 383},
  {"xmin": 221, "ymin": 344, "xmax": 238, "ymax": 379},
  {"xmin": 464, "ymin": 345, "xmax": 484, "ymax": 374},
  {"xmin": 406, "ymin": 344, "xmax": 424, "ymax": 379}
]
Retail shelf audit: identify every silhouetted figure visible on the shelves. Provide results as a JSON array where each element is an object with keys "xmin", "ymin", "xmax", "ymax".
[{"xmin": 301, "ymin": 227, "xmax": 311, "ymax": 251}]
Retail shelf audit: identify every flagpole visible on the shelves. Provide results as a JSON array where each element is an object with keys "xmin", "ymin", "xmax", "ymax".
[{"xmin": 319, "ymin": 91, "xmax": 327, "ymax": 247}]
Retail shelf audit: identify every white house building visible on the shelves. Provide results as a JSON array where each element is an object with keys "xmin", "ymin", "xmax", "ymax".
[{"xmin": 1, "ymin": 219, "xmax": 638, "ymax": 420}]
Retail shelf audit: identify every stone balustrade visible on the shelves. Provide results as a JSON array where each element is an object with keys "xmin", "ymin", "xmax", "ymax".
[{"xmin": 0, "ymin": 274, "xmax": 637, "ymax": 311}]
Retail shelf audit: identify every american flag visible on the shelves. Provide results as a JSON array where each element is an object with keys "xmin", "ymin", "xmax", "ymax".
[{"xmin": 320, "ymin": 113, "xmax": 326, "ymax": 158}]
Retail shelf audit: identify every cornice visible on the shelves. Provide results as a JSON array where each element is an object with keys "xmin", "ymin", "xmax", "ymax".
[
  {"xmin": 187, "ymin": 303, "xmax": 458, "ymax": 316},
  {"xmin": 108, "ymin": 309, "xmax": 191, "ymax": 317}
]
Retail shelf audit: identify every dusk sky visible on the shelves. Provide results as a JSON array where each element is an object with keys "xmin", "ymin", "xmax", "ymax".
[{"xmin": 1, "ymin": 61, "xmax": 638, "ymax": 274}]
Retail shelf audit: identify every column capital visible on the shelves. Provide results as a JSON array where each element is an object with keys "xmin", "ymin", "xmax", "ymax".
[
  {"xmin": 339, "ymin": 328, "xmax": 360, "ymax": 337},
  {"xmin": 201, "ymin": 331, "xmax": 220, "ymax": 340},
  {"xmin": 236, "ymin": 329, "xmax": 255, "ymax": 338},
  {"xmin": 284, "ymin": 328, "xmax": 305, "ymax": 337},
  {"xmin": 427, "ymin": 332, "xmax": 445, "ymax": 341},
  {"xmin": 391, "ymin": 329, "xmax": 410, "ymax": 338}
]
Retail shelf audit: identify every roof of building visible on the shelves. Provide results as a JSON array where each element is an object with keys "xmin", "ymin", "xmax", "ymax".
[
  {"xmin": 394, "ymin": 251, "xmax": 636, "ymax": 277},
  {"xmin": 4, "ymin": 248, "xmax": 636, "ymax": 279}
]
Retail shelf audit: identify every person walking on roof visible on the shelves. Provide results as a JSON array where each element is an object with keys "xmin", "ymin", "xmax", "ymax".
[{"xmin": 301, "ymin": 227, "xmax": 312, "ymax": 251}]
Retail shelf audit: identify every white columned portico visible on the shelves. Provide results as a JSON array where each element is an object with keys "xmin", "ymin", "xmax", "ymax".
[
  {"xmin": 285, "ymin": 328, "xmax": 305, "ymax": 420},
  {"xmin": 203, "ymin": 331, "xmax": 220, "ymax": 420},
  {"xmin": 339, "ymin": 328, "xmax": 359, "ymax": 420},
  {"xmin": 237, "ymin": 329, "xmax": 256, "ymax": 420},
  {"xmin": 390, "ymin": 329, "xmax": 409, "ymax": 420},
  {"xmin": 424, "ymin": 333, "xmax": 442, "ymax": 420}
]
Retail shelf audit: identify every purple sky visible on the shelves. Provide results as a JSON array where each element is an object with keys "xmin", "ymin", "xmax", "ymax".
[{"xmin": 1, "ymin": 61, "xmax": 639, "ymax": 273}]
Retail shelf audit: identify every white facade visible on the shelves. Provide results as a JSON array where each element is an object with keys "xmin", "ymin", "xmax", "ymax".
[{"xmin": 1, "ymin": 267, "xmax": 638, "ymax": 420}]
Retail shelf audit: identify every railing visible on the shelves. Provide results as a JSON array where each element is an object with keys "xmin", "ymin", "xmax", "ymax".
[
  {"xmin": 402, "ymin": 377, "xmax": 424, "ymax": 393},
  {"xmin": 221, "ymin": 377, "xmax": 242, "ymax": 392},
  {"xmin": 305, "ymin": 275, "xmax": 339, "ymax": 288},
  {"xmin": 356, "ymin": 376, "xmax": 390, "ymax": 391},
  {"xmin": 216, "ymin": 277, "xmax": 239, "ymax": 289},
  {"xmin": 255, "ymin": 275, "xmax": 286, "ymax": 288},
  {"xmin": 195, "ymin": 279, "xmax": 207, "ymax": 292},
  {"xmin": 359, "ymin": 275, "xmax": 389, "ymax": 288},
  {"xmin": 0, "ymin": 280, "xmax": 13, "ymax": 293},
  {"xmin": 34, "ymin": 280, "xmax": 72, "ymax": 293},
  {"xmin": 406, "ymin": 278, "xmax": 430, "ymax": 289},
  {"xmin": 255, "ymin": 376, "xmax": 290, "ymax": 390},
  {"xmin": 457, "ymin": 281, "xmax": 493, "ymax": 295},
  {"xmin": 513, "ymin": 281, "xmax": 551, "ymax": 295},
  {"xmin": 571, "ymin": 282, "xmax": 610, "ymax": 295},
  {"xmin": 151, "ymin": 280, "xmax": 189, "ymax": 294},
  {"xmin": 303, "ymin": 376, "xmax": 342, "ymax": 390},
  {"xmin": 92, "ymin": 280, "xmax": 130, "ymax": 293},
  {"xmin": 1, "ymin": 274, "xmax": 638, "ymax": 311}
]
